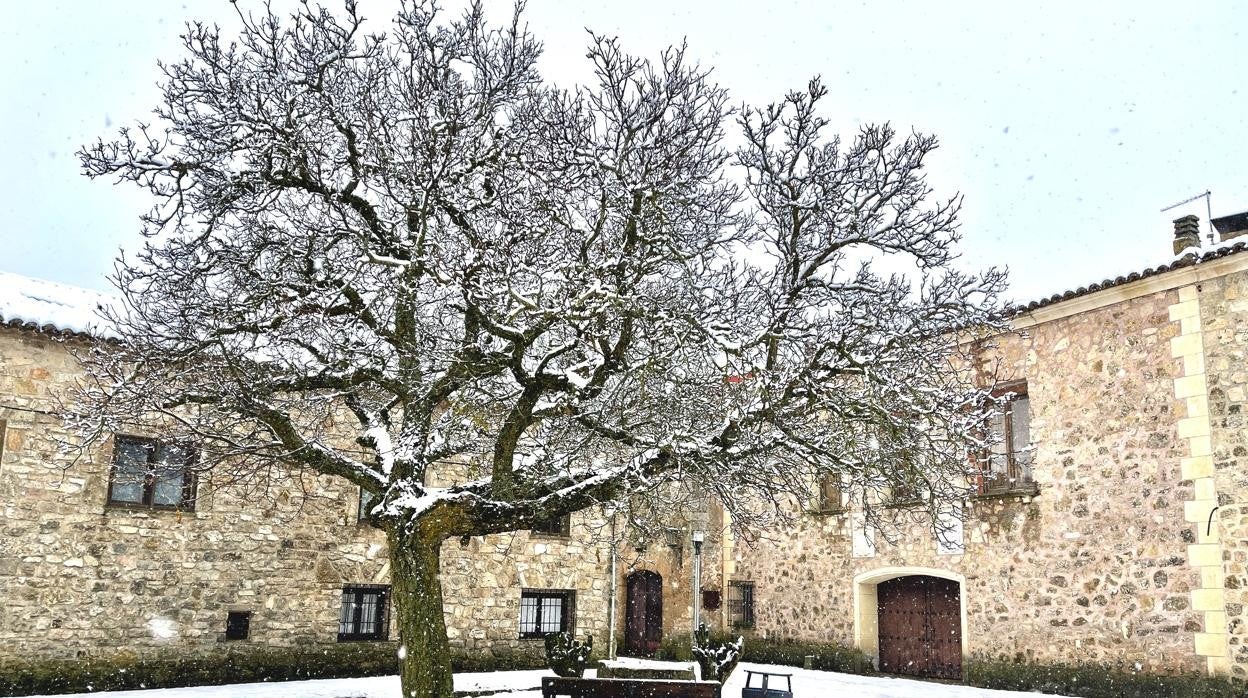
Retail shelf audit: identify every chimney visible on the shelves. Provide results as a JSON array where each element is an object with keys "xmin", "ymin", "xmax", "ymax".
[
  {"xmin": 1172, "ymin": 215, "xmax": 1201, "ymax": 255},
  {"xmin": 1211, "ymin": 211, "xmax": 1248, "ymax": 244}
]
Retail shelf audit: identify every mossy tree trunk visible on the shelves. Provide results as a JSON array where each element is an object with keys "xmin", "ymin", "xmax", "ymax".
[{"xmin": 388, "ymin": 525, "xmax": 454, "ymax": 698}]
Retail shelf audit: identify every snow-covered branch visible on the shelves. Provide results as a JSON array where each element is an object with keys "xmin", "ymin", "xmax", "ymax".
[{"xmin": 73, "ymin": 0, "xmax": 1008, "ymax": 542}]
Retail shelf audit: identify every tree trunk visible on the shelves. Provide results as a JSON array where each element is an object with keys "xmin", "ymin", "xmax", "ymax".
[{"xmin": 389, "ymin": 526, "xmax": 455, "ymax": 698}]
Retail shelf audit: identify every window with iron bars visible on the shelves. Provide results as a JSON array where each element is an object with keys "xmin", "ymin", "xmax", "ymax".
[
  {"xmin": 338, "ymin": 584, "xmax": 390, "ymax": 641},
  {"xmin": 727, "ymin": 580, "xmax": 755, "ymax": 629},
  {"xmin": 519, "ymin": 589, "xmax": 574, "ymax": 639}
]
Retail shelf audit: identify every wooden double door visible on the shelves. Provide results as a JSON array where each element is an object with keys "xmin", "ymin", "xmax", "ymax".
[
  {"xmin": 625, "ymin": 571, "xmax": 664, "ymax": 655},
  {"xmin": 877, "ymin": 575, "xmax": 962, "ymax": 680}
]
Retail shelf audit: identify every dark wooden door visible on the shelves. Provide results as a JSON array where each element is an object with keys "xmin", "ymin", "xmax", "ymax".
[
  {"xmin": 877, "ymin": 576, "xmax": 962, "ymax": 679},
  {"xmin": 625, "ymin": 571, "xmax": 663, "ymax": 655}
]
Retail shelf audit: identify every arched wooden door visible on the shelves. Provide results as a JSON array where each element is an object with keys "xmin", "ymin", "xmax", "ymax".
[
  {"xmin": 625, "ymin": 571, "xmax": 663, "ymax": 655},
  {"xmin": 877, "ymin": 575, "xmax": 961, "ymax": 679}
]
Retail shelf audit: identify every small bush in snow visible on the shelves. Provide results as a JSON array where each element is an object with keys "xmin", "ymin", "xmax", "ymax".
[
  {"xmin": 692, "ymin": 623, "xmax": 743, "ymax": 684},
  {"xmin": 544, "ymin": 632, "xmax": 593, "ymax": 678}
]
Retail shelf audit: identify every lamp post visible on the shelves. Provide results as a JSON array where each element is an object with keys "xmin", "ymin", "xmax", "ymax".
[
  {"xmin": 606, "ymin": 505, "xmax": 619, "ymax": 660},
  {"xmin": 691, "ymin": 530, "xmax": 705, "ymax": 640}
]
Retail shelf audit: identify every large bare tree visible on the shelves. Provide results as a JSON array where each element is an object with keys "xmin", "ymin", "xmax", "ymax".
[{"xmin": 76, "ymin": 2, "xmax": 1006, "ymax": 695}]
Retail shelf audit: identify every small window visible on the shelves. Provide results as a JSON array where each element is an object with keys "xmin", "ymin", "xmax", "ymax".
[
  {"xmin": 107, "ymin": 436, "xmax": 197, "ymax": 509},
  {"xmin": 338, "ymin": 584, "xmax": 390, "ymax": 641},
  {"xmin": 225, "ymin": 611, "xmax": 251, "ymax": 640},
  {"xmin": 530, "ymin": 514, "xmax": 571, "ymax": 537},
  {"xmin": 727, "ymin": 580, "xmax": 755, "ymax": 629},
  {"xmin": 702, "ymin": 589, "xmax": 722, "ymax": 611},
  {"xmin": 816, "ymin": 474, "xmax": 845, "ymax": 512},
  {"xmin": 358, "ymin": 487, "xmax": 376, "ymax": 522},
  {"xmin": 888, "ymin": 480, "xmax": 924, "ymax": 506},
  {"xmin": 980, "ymin": 383, "xmax": 1035, "ymax": 494},
  {"xmin": 519, "ymin": 589, "xmax": 574, "ymax": 639}
]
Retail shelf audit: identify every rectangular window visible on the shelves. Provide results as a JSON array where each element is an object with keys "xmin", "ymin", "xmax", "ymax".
[
  {"xmin": 338, "ymin": 584, "xmax": 390, "ymax": 641},
  {"xmin": 107, "ymin": 436, "xmax": 196, "ymax": 509},
  {"xmin": 358, "ymin": 487, "xmax": 376, "ymax": 523},
  {"xmin": 530, "ymin": 514, "xmax": 571, "ymax": 537},
  {"xmin": 519, "ymin": 589, "xmax": 574, "ymax": 638},
  {"xmin": 225, "ymin": 611, "xmax": 251, "ymax": 640},
  {"xmin": 727, "ymin": 581, "xmax": 755, "ymax": 630},
  {"xmin": 888, "ymin": 480, "xmax": 924, "ymax": 506},
  {"xmin": 816, "ymin": 474, "xmax": 845, "ymax": 513},
  {"xmin": 980, "ymin": 384, "xmax": 1035, "ymax": 494}
]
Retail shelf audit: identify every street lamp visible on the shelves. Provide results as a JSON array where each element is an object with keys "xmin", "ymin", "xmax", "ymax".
[{"xmin": 691, "ymin": 530, "xmax": 705, "ymax": 639}]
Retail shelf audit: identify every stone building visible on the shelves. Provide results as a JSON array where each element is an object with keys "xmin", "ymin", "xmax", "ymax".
[
  {"xmin": 2, "ymin": 213, "xmax": 1248, "ymax": 683},
  {"xmin": 0, "ymin": 272, "xmax": 710, "ymax": 668},
  {"xmin": 719, "ymin": 213, "xmax": 1248, "ymax": 680},
  {"xmin": 0, "ymin": 274, "xmax": 622, "ymax": 662}
]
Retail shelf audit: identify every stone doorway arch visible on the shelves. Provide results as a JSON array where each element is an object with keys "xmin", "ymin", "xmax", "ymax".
[{"xmin": 853, "ymin": 567, "xmax": 968, "ymax": 677}]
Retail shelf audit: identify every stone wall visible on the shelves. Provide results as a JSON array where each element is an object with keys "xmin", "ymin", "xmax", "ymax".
[
  {"xmin": 0, "ymin": 328, "xmax": 613, "ymax": 662},
  {"xmin": 728, "ymin": 288, "xmax": 1206, "ymax": 674},
  {"xmin": 1199, "ymin": 268, "xmax": 1248, "ymax": 678}
]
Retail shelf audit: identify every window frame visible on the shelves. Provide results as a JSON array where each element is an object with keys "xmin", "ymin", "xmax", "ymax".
[
  {"xmin": 727, "ymin": 580, "xmax": 756, "ymax": 630},
  {"xmin": 518, "ymin": 588, "xmax": 575, "ymax": 639},
  {"xmin": 106, "ymin": 435, "xmax": 198, "ymax": 510},
  {"xmin": 977, "ymin": 382, "xmax": 1037, "ymax": 496},
  {"xmin": 337, "ymin": 584, "xmax": 391, "ymax": 642},
  {"xmin": 814, "ymin": 474, "xmax": 846, "ymax": 514},
  {"xmin": 529, "ymin": 513, "xmax": 572, "ymax": 538}
]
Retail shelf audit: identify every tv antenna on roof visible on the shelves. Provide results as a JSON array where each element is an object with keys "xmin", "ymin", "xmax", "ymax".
[{"xmin": 1161, "ymin": 190, "xmax": 1214, "ymax": 243}]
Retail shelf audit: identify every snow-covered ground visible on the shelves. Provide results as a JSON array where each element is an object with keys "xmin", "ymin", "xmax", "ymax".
[
  {"xmin": 21, "ymin": 663, "xmax": 1076, "ymax": 698},
  {"xmin": 18, "ymin": 670, "xmax": 548, "ymax": 698}
]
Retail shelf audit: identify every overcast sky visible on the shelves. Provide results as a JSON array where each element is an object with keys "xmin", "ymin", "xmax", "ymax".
[{"xmin": 1, "ymin": 1, "xmax": 1244, "ymax": 302}]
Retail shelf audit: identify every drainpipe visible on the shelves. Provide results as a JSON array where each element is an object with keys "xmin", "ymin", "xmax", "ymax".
[
  {"xmin": 607, "ymin": 508, "xmax": 619, "ymax": 660},
  {"xmin": 692, "ymin": 530, "xmax": 704, "ymax": 640}
]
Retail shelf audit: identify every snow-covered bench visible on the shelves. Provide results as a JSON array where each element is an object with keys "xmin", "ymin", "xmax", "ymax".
[{"xmin": 540, "ymin": 676, "xmax": 722, "ymax": 698}]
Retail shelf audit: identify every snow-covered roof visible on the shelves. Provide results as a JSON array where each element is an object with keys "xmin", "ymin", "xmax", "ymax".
[
  {"xmin": 0, "ymin": 270, "xmax": 118, "ymax": 338},
  {"xmin": 1014, "ymin": 238, "xmax": 1248, "ymax": 314}
]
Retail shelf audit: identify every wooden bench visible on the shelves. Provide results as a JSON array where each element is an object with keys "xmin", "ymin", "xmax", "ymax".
[
  {"xmin": 541, "ymin": 676, "xmax": 722, "ymax": 698},
  {"xmin": 741, "ymin": 670, "xmax": 793, "ymax": 698}
]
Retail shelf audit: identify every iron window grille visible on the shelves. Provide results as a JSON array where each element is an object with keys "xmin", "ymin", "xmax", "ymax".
[
  {"xmin": 979, "ymin": 383, "xmax": 1036, "ymax": 495},
  {"xmin": 727, "ymin": 580, "xmax": 755, "ymax": 629},
  {"xmin": 530, "ymin": 514, "xmax": 571, "ymax": 537},
  {"xmin": 225, "ymin": 611, "xmax": 251, "ymax": 640},
  {"xmin": 519, "ymin": 589, "xmax": 574, "ymax": 639},
  {"xmin": 338, "ymin": 584, "xmax": 390, "ymax": 641},
  {"xmin": 107, "ymin": 435, "xmax": 197, "ymax": 510}
]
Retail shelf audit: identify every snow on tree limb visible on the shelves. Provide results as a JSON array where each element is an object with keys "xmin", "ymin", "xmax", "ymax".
[{"xmin": 73, "ymin": 0, "xmax": 1008, "ymax": 543}]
